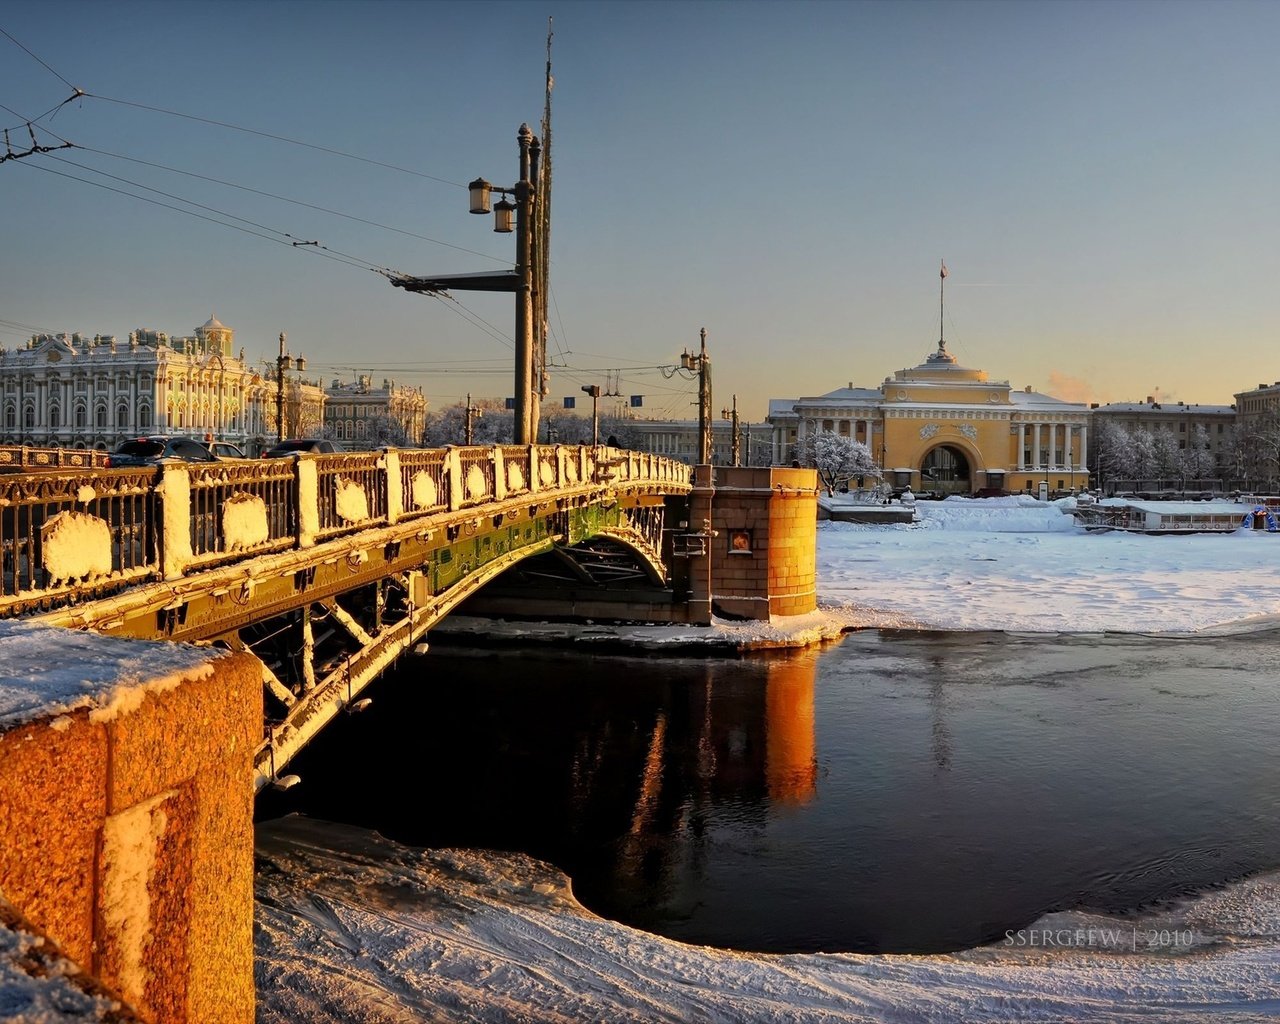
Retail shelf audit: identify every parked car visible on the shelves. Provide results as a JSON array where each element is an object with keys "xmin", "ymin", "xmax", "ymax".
[
  {"xmin": 202, "ymin": 439, "xmax": 247, "ymax": 460},
  {"xmin": 106, "ymin": 435, "xmax": 219, "ymax": 468},
  {"xmin": 262, "ymin": 438, "xmax": 345, "ymax": 458}
]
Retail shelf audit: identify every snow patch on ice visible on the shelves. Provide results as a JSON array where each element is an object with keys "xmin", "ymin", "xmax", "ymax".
[{"xmin": 254, "ymin": 816, "xmax": 1280, "ymax": 1024}]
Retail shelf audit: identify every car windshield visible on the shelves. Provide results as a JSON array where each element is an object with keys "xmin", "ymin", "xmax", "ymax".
[{"xmin": 116, "ymin": 439, "xmax": 165, "ymax": 457}]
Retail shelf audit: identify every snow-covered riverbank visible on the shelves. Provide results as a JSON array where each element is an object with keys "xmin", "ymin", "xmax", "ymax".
[{"xmin": 256, "ymin": 499, "xmax": 1280, "ymax": 1022}]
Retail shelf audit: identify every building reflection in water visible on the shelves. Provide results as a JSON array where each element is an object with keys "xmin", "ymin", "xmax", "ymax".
[{"xmin": 603, "ymin": 650, "xmax": 819, "ymax": 913}]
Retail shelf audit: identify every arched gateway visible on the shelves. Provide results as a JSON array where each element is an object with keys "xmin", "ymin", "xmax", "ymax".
[{"xmin": 920, "ymin": 443, "xmax": 972, "ymax": 495}]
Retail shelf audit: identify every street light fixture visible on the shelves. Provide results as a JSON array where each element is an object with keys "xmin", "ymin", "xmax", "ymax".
[
  {"xmin": 581, "ymin": 384, "xmax": 601, "ymax": 446},
  {"xmin": 720, "ymin": 394, "xmax": 741, "ymax": 466},
  {"xmin": 275, "ymin": 331, "xmax": 306, "ymax": 444}
]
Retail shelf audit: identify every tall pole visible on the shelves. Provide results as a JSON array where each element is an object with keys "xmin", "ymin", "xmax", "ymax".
[
  {"xmin": 276, "ymin": 332, "xmax": 287, "ymax": 444},
  {"xmin": 939, "ymin": 259, "xmax": 948, "ymax": 351},
  {"xmin": 698, "ymin": 327, "xmax": 712, "ymax": 465},
  {"xmin": 515, "ymin": 124, "xmax": 535, "ymax": 445},
  {"xmin": 465, "ymin": 393, "xmax": 476, "ymax": 445},
  {"xmin": 730, "ymin": 394, "xmax": 741, "ymax": 466}
]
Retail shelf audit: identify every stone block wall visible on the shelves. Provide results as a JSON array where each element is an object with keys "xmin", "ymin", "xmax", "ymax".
[
  {"xmin": 709, "ymin": 466, "xmax": 818, "ymax": 619},
  {"xmin": 0, "ymin": 640, "xmax": 262, "ymax": 1023}
]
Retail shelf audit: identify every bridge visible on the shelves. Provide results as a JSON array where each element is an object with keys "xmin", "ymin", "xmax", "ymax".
[
  {"xmin": 0, "ymin": 444, "xmax": 700, "ymax": 789},
  {"xmin": 0, "ymin": 445, "xmax": 818, "ymax": 1022}
]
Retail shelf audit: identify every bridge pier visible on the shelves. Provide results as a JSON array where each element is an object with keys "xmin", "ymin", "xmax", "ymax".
[{"xmin": 0, "ymin": 624, "xmax": 261, "ymax": 1022}]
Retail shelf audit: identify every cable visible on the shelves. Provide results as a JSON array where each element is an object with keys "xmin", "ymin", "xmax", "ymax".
[
  {"xmin": 83, "ymin": 92, "xmax": 466, "ymax": 188},
  {"xmin": 19, "ymin": 159, "xmax": 384, "ymax": 276},
  {"xmin": 0, "ymin": 27, "xmax": 78, "ymax": 92},
  {"xmin": 72, "ymin": 144, "xmax": 510, "ymax": 265}
]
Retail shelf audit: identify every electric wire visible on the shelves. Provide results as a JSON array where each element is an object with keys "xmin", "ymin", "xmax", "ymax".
[
  {"xmin": 19, "ymin": 159, "xmax": 385, "ymax": 276},
  {"xmin": 71, "ymin": 144, "xmax": 510, "ymax": 265},
  {"xmin": 0, "ymin": 27, "xmax": 77, "ymax": 92},
  {"xmin": 82, "ymin": 91, "xmax": 466, "ymax": 189}
]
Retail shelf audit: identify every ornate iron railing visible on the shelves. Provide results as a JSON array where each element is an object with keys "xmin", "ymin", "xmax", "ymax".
[{"xmin": 0, "ymin": 445, "xmax": 691, "ymax": 616}]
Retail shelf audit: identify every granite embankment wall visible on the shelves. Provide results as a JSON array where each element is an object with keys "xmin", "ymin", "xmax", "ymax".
[{"xmin": 0, "ymin": 628, "xmax": 261, "ymax": 1023}]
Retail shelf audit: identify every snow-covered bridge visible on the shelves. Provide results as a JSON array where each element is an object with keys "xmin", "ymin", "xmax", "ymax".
[{"xmin": 0, "ymin": 445, "xmax": 700, "ymax": 787}]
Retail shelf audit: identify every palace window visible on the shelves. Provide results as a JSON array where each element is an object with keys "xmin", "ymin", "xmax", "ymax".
[
  {"xmin": 24, "ymin": 407, "xmax": 34, "ymax": 430},
  {"xmin": 4, "ymin": 406, "xmax": 14, "ymax": 430},
  {"xmin": 96, "ymin": 406, "xmax": 107, "ymax": 429},
  {"xmin": 75, "ymin": 405, "xmax": 86, "ymax": 429},
  {"xmin": 49, "ymin": 406, "xmax": 60, "ymax": 430},
  {"xmin": 117, "ymin": 405, "xmax": 128, "ymax": 429},
  {"xmin": 139, "ymin": 406, "xmax": 152, "ymax": 429}
]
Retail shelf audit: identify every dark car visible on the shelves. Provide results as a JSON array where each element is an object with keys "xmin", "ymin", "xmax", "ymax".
[
  {"xmin": 106, "ymin": 435, "xmax": 219, "ymax": 468},
  {"xmin": 262, "ymin": 438, "xmax": 345, "ymax": 458}
]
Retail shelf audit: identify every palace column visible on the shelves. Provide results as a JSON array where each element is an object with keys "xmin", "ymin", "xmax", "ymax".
[
  {"xmin": 1016, "ymin": 424, "xmax": 1025, "ymax": 470},
  {"xmin": 1078, "ymin": 424, "xmax": 1087, "ymax": 470}
]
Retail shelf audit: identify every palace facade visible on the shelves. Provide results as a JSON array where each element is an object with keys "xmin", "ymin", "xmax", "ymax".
[
  {"xmin": 0, "ymin": 316, "xmax": 326, "ymax": 454},
  {"xmin": 323, "ymin": 375, "xmax": 428, "ymax": 448},
  {"xmin": 768, "ymin": 341, "xmax": 1091, "ymax": 495}
]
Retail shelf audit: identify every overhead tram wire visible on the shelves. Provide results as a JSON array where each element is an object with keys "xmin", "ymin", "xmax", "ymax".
[
  {"xmin": 21, "ymin": 159, "xmax": 388, "ymax": 277},
  {"xmin": 80, "ymin": 91, "xmax": 466, "ymax": 189},
  {"xmin": 67, "ymin": 145, "xmax": 511, "ymax": 266},
  {"xmin": 0, "ymin": 27, "xmax": 78, "ymax": 93}
]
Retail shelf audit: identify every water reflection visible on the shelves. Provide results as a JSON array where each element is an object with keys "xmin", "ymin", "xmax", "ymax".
[{"xmin": 259, "ymin": 630, "xmax": 1280, "ymax": 955}]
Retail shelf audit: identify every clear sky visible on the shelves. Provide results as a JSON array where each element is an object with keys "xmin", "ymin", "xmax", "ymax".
[{"xmin": 2, "ymin": 0, "xmax": 1277, "ymax": 422}]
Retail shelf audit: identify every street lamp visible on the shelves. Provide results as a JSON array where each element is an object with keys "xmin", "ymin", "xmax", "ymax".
[
  {"xmin": 680, "ymin": 329, "xmax": 712, "ymax": 464},
  {"xmin": 721, "ymin": 394, "xmax": 741, "ymax": 466},
  {"xmin": 466, "ymin": 124, "xmax": 541, "ymax": 444},
  {"xmin": 581, "ymin": 384, "xmax": 601, "ymax": 446},
  {"xmin": 275, "ymin": 331, "xmax": 306, "ymax": 444}
]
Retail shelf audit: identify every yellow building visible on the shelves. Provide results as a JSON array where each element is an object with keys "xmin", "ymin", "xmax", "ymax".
[{"xmin": 768, "ymin": 341, "xmax": 1091, "ymax": 496}]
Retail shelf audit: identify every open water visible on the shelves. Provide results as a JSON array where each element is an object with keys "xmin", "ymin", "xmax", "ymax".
[{"xmin": 257, "ymin": 628, "xmax": 1280, "ymax": 953}]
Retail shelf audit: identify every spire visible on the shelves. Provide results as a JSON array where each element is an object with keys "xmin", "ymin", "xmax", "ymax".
[{"xmin": 939, "ymin": 259, "xmax": 948, "ymax": 353}]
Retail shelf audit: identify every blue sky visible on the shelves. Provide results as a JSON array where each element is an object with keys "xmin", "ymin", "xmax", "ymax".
[{"xmin": 2, "ymin": 0, "xmax": 1277, "ymax": 422}]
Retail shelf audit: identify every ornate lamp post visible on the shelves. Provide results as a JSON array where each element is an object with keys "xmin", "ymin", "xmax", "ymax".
[
  {"xmin": 721, "ymin": 394, "xmax": 741, "ymax": 466},
  {"xmin": 275, "ymin": 331, "xmax": 306, "ymax": 444}
]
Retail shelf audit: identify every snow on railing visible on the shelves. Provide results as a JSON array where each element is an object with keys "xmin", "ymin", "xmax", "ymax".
[{"xmin": 0, "ymin": 446, "xmax": 690, "ymax": 615}]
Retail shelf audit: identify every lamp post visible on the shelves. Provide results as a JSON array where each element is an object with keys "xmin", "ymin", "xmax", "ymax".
[
  {"xmin": 275, "ymin": 332, "xmax": 306, "ymax": 444},
  {"xmin": 682, "ymin": 328, "xmax": 712, "ymax": 464},
  {"xmin": 467, "ymin": 124, "xmax": 541, "ymax": 444},
  {"xmin": 581, "ymin": 384, "xmax": 601, "ymax": 446},
  {"xmin": 464, "ymin": 393, "xmax": 482, "ymax": 445},
  {"xmin": 721, "ymin": 394, "xmax": 741, "ymax": 466}
]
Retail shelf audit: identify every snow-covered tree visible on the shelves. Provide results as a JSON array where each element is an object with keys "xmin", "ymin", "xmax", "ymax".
[
  {"xmin": 1151, "ymin": 427, "xmax": 1183, "ymax": 482},
  {"xmin": 1130, "ymin": 429, "xmax": 1158, "ymax": 481},
  {"xmin": 422, "ymin": 399, "xmax": 516, "ymax": 446},
  {"xmin": 797, "ymin": 431, "xmax": 879, "ymax": 495},
  {"xmin": 1181, "ymin": 424, "xmax": 1217, "ymax": 482},
  {"xmin": 1093, "ymin": 420, "xmax": 1136, "ymax": 486}
]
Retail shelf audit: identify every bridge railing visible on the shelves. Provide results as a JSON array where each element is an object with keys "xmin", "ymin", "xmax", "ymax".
[
  {"xmin": 0, "ymin": 445, "xmax": 690, "ymax": 615},
  {"xmin": 399, "ymin": 449, "xmax": 448, "ymax": 518},
  {"xmin": 0, "ymin": 445, "xmax": 109, "ymax": 472},
  {"xmin": 314, "ymin": 452, "xmax": 388, "ymax": 541}
]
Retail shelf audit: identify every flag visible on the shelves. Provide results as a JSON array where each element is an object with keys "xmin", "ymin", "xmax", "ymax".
[
  {"xmin": 940, "ymin": 260, "xmax": 949, "ymax": 279},
  {"xmin": 505, "ymin": 397, "xmax": 516, "ymax": 410},
  {"xmin": 563, "ymin": 396, "xmax": 576, "ymax": 409},
  {"xmin": 630, "ymin": 395, "xmax": 644, "ymax": 408}
]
